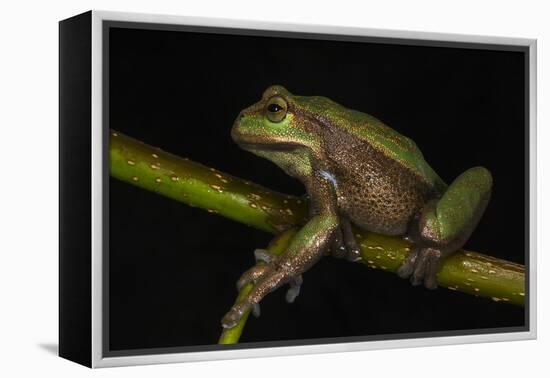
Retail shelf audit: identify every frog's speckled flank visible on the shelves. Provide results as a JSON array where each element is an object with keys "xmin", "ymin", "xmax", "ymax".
[{"xmin": 223, "ymin": 85, "xmax": 493, "ymax": 329}]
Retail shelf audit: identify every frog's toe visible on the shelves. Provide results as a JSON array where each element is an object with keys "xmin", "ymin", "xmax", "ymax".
[
  {"xmin": 398, "ymin": 248, "xmax": 441, "ymax": 290},
  {"xmin": 396, "ymin": 248, "xmax": 419, "ymax": 279},
  {"xmin": 236, "ymin": 264, "xmax": 270, "ymax": 291},
  {"xmin": 421, "ymin": 248, "xmax": 441, "ymax": 290},
  {"xmin": 254, "ymin": 248, "xmax": 274, "ymax": 263},
  {"xmin": 252, "ymin": 303, "xmax": 261, "ymax": 318},
  {"xmin": 285, "ymin": 274, "xmax": 303, "ymax": 303},
  {"xmin": 236, "ymin": 249, "xmax": 277, "ymax": 291},
  {"xmin": 328, "ymin": 228, "xmax": 347, "ymax": 259},
  {"xmin": 221, "ymin": 303, "xmax": 247, "ymax": 329},
  {"xmin": 346, "ymin": 248, "xmax": 362, "ymax": 262},
  {"xmin": 340, "ymin": 218, "xmax": 362, "ymax": 262}
]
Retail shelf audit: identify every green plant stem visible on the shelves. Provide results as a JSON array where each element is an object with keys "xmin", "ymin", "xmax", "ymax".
[
  {"xmin": 109, "ymin": 129, "xmax": 525, "ymax": 342},
  {"xmin": 110, "ymin": 130, "xmax": 306, "ymax": 234}
]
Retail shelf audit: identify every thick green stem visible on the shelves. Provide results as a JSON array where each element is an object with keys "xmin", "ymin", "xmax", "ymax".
[
  {"xmin": 110, "ymin": 130, "xmax": 525, "ymax": 342},
  {"xmin": 110, "ymin": 130, "xmax": 306, "ymax": 234}
]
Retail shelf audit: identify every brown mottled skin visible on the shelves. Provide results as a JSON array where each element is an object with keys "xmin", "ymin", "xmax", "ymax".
[
  {"xmin": 221, "ymin": 85, "xmax": 492, "ymax": 329},
  {"xmin": 321, "ymin": 124, "xmax": 441, "ymax": 236}
]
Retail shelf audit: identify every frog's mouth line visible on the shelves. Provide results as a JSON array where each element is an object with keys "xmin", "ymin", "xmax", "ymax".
[{"xmin": 238, "ymin": 141, "xmax": 300, "ymax": 152}]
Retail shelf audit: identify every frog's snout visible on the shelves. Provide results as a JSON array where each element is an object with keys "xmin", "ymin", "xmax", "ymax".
[
  {"xmin": 234, "ymin": 110, "xmax": 247, "ymax": 126},
  {"xmin": 230, "ymin": 112, "xmax": 245, "ymax": 143}
]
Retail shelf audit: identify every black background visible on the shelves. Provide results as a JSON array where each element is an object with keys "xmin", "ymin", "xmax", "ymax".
[{"xmin": 108, "ymin": 26, "xmax": 526, "ymax": 352}]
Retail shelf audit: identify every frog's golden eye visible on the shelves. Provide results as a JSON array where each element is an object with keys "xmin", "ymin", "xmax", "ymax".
[{"xmin": 265, "ymin": 96, "xmax": 288, "ymax": 123}]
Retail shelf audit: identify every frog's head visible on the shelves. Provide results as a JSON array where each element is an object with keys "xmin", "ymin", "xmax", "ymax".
[{"xmin": 231, "ymin": 85, "xmax": 326, "ymax": 178}]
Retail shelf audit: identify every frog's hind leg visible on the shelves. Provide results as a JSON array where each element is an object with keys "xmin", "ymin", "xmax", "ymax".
[{"xmin": 397, "ymin": 166, "xmax": 492, "ymax": 289}]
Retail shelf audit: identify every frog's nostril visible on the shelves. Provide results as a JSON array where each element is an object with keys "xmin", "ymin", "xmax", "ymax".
[{"xmin": 239, "ymin": 112, "xmax": 245, "ymax": 120}]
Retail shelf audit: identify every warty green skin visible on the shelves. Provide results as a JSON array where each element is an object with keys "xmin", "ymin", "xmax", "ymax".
[{"xmin": 222, "ymin": 85, "xmax": 493, "ymax": 329}]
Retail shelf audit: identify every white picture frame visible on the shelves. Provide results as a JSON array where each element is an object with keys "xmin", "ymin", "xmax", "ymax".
[{"xmin": 59, "ymin": 10, "xmax": 537, "ymax": 368}]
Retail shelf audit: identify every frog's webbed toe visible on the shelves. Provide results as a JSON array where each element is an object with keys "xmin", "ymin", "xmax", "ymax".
[{"xmin": 396, "ymin": 247, "xmax": 441, "ymax": 290}]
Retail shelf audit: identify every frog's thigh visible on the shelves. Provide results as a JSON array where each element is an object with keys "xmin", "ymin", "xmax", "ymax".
[
  {"xmin": 420, "ymin": 166, "xmax": 492, "ymax": 246},
  {"xmin": 398, "ymin": 167, "xmax": 492, "ymax": 289}
]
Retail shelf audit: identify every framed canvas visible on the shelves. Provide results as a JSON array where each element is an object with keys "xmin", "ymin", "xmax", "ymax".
[{"xmin": 59, "ymin": 10, "xmax": 537, "ymax": 368}]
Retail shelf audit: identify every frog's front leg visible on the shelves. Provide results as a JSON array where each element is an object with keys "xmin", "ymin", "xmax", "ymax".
[
  {"xmin": 397, "ymin": 167, "xmax": 492, "ymax": 289},
  {"xmin": 221, "ymin": 213, "xmax": 338, "ymax": 328},
  {"xmin": 221, "ymin": 176, "xmax": 338, "ymax": 329}
]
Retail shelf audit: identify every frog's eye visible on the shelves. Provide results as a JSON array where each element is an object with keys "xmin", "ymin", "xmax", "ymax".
[{"xmin": 265, "ymin": 96, "xmax": 288, "ymax": 123}]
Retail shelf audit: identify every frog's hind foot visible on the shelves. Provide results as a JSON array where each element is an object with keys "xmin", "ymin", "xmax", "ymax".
[{"xmin": 396, "ymin": 247, "xmax": 441, "ymax": 290}]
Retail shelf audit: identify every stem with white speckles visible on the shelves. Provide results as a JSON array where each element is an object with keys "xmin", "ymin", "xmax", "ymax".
[{"xmin": 109, "ymin": 129, "xmax": 526, "ymax": 344}]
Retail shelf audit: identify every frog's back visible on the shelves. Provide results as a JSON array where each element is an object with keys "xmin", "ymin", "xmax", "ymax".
[
  {"xmin": 294, "ymin": 95, "xmax": 447, "ymax": 235},
  {"xmin": 296, "ymin": 95, "xmax": 446, "ymax": 192},
  {"xmin": 348, "ymin": 111, "xmax": 446, "ymax": 191}
]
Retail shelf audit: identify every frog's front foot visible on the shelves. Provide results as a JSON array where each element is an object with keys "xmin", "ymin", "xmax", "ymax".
[
  {"xmin": 221, "ymin": 268, "xmax": 301, "ymax": 329},
  {"xmin": 396, "ymin": 247, "xmax": 441, "ymax": 290},
  {"xmin": 222, "ymin": 249, "xmax": 303, "ymax": 329},
  {"xmin": 236, "ymin": 249, "xmax": 272, "ymax": 291}
]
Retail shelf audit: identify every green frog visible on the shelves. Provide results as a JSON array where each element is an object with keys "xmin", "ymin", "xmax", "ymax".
[{"xmin": 222, "ymin": 85, "xmax": 492, "ymax": 329}]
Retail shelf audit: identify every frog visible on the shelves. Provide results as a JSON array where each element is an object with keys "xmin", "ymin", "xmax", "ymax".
[{"xmin": 222, "ymin": 85, "xmax": 492, "ymax": 329}]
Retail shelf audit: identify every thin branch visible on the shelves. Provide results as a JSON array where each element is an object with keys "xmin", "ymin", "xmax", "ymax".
[{"xmin": 110, "ymin": 129, "xmax": 525, "ymax": 341}]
